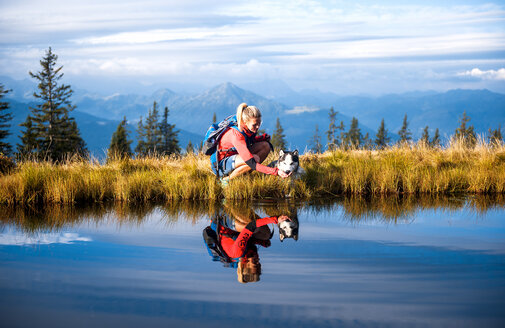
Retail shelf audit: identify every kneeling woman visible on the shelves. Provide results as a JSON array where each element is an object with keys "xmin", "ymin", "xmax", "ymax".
[{"xmin": 216, "ymin": 103, "xmax": 290, "ymax": 180}]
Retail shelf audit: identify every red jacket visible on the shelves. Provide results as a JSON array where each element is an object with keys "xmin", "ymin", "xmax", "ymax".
[
  {"xmin": 218, "ymin": 216, "xmax": 278, "ymax": 258},
  {"xmin": 217, "ymin": 127, "xmax": 278, "ymax": 175}
]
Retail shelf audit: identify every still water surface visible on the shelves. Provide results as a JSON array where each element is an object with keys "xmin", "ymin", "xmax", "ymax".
[{"xmin": 1, "ymin": 196, "xmax": 504, "ymax": 327}]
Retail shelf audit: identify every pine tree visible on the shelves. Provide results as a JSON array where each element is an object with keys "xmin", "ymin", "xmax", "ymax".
[
  {"xmin": 345, "ymin": 117, "xmax": 362, "ymax": 148},
  {"xmin": 18, "ymin": 116, "xmax": 37, "ymax": 156},
  {"xmin": 144, "ymin": 101, "xmax": 162, "ymax": 153},
  {"xmin": 430, "ymin": 128, "xmax": 440, "ymax": 147},
  {"xmin": 0, "ymin": 84, "xmax": 13, "ymax": 155},
  {"xmin": 212, "ymin": 112, "xmax": 217, "ymax": 124},
  {"xmin": 488, "ymin": 125, "xmax": 503, "ymax": 145},
  {"xmin": 21, "ymin": 47, "xmax": 86, "ymax": 161},
  {"xmin": 326, "ymin": 107, "xmax": 338, "ymax": 151},
  {"xmin": 362, "ymin": 132, "xmax": 373, "ymax": 150},
  {"xmin": 271, "ymin": 117, "xmax": 286, "ymax": 150},
  {"xmin": 454, "ymin": 111, "xmax": 476, "ymax": 147},
  {"xmin": 309, "ymin": 124, "xmax": 323, "ymax": 153},
  {"xmin": 135, "ymin": 116, "xmax": 146, "ymax": 155},
  {"xmin": 420, "ymin": 126, "xmax": 430, "ymax": 145},
  {"xmin": 398, "ymin": 114, "xmax": 412, "ymax": 144},
  {"xmin": 375, "ymin": 118, "xmax": 390, "ymax": 149},
  {"xmin": 159, "ymin": 106, "xmax": 180, "ymax": 155},
  {"xmin": 338, "ymin": 121, "xmax": 345, "ymax": 148},
  {"xmin": 108, "ymin": 117, "xmax": 132, "ymax": 159},
  {"xmin": 186, "ymin": 140, "xmax": 194, "ymax": 154}
]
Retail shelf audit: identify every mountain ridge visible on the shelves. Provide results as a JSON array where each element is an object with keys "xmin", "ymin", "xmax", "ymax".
[{"xmin": 2, "ymin": 75, "xmax": 504, "ymax": 152}]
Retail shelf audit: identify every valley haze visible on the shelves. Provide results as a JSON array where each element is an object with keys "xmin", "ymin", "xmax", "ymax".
[{"xmin": 2, "ymin": 75, "xmax": 504, "ymax": 156}]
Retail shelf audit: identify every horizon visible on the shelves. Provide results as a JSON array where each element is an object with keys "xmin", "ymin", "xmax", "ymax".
[
  {"xmin": 1, "ymin": 0, "xmax": 504, "ymax": 96},
  {"xmin": 2, "ymin": 74, "xmax": 505, "ymax": 100}
]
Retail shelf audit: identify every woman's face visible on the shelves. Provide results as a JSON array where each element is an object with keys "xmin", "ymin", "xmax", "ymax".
[{"xmin": 244, "ymin": 118, "xmax": 262, "ymax": 134}]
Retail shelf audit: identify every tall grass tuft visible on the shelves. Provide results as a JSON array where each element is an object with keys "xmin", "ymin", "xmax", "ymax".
[{"xmin": 0, "ymin": 139, "xmax": 504, "ymax": 205}]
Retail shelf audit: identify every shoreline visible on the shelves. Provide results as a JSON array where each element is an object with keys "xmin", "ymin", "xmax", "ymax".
[{"xmin": 1, "ymin": 142, "xmax": 504, "ymax": 205}]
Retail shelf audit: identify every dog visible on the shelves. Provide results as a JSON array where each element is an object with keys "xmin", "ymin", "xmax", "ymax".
[
  {"xmin": 278, "ymin": 216, "xmax": 299, "ymax": 242},
  {"xmin": 268, "ymin": 150, "xmax": 305, "ymax": 177}
]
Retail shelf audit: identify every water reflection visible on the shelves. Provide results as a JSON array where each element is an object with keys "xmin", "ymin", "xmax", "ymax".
[
  {"xmin": 203, "ymin": 204, "xmax": 297, "ymax": 283},
  {"xmin": 0, "ymin": 194, "xmax": 504, "ymax": 233},
  {"xmin": 1, "ymin": 195, "xmax": 504, "ymax": 327}
]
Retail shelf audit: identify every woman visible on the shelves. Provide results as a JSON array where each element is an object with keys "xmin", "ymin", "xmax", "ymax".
[
  {"xmin": 216, "ymin": 103, "xmax": 291, "ymax": 180},
  {"xmin": 215, "ymin": 206, "xmax": 291, "ymax": 283}
]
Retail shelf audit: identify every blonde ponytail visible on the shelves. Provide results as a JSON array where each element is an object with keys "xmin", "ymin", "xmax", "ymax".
[
  {"xmin": 236, "ymin": 103, "xmax": 248, "ymax": 131},
  {"xmin": 236, "ymin": 102, "xmax": 262, "ymax": 132}
]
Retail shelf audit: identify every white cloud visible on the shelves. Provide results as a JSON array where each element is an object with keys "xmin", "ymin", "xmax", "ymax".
[
  {"xmin": 1, "ymin": 1, "xmax": 505, "ymax": 94},
  {"xmin": 457, "ymin": 68, "xmax": 505, "ymax": 80},
  {"xmin": 0, "ymin": 231, "xmax": 92, "ymax": 246},
  {"xmin": 286, "ymin": 106, "xmax": 321, "ymax": 114}
]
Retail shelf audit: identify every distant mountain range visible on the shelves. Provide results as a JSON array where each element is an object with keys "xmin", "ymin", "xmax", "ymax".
[{"xmin": 2, "ymin": 75, "xmax": 504, "ymax": 156}]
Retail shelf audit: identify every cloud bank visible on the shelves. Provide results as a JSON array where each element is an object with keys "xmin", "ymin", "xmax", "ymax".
[
  {"xmin": 0, "ymin": 0, "xmax": 504, "ymax": 94},
  {"xmin": 0, "ymin": 231, "xmax": 92, "ymax": 246},
  {"xmin": 458, "ymin": 68, "xmax": 505, "ymax": 80}
]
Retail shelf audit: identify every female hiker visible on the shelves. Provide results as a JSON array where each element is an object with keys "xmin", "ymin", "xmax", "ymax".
[{"xmin": 215, "ymin": 103, "xmax": 290, "ymax": 181}]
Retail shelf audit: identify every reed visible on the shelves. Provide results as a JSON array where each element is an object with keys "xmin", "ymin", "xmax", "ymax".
[{"xmin": 0, "ymin": 139, "xmax": 504, "ymax": 205}]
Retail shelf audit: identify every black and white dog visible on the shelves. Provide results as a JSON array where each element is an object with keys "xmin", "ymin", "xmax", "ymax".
[
  {"xmin": 268, "ymin": 150, "xmax": 305, "ymax": 177},
  {"xmin": 278, "ymin": 216, "xmax": 299, "ymax": 242}
]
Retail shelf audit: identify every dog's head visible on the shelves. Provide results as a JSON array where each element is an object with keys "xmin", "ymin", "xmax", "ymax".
[
  {"xmin": 277, "ymin": 150, "xmax": 300, "ymax": 175},
  {"xmin": 278, "ymin": 216, "xmax": 299, "ymax": 242}
]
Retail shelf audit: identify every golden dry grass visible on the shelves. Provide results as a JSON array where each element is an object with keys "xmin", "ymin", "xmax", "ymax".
[{"xmin": 0, "ymin": 139, "xmax": 504, "ymax": 205}]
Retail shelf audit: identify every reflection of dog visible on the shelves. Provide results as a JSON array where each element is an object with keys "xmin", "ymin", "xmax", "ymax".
[
  {"xmin": 268, "ymin": 150, "xmax": 305, "ymax": 177},
  {"xmin": 278, "ymin": 216, "xmax": 299, "ymax": 242}
]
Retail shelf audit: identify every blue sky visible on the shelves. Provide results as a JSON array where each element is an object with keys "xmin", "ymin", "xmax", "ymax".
[{"xmin": 1, "ymin": 0, "xmax": 504, "ymax": 95}]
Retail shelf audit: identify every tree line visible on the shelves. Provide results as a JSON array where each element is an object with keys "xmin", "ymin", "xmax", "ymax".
[
  {"xmin": 0, "ymin": 47, "xmax": 504, "ymax": 161},
  {"xmin": 0, "ymin": 47, "xmax": 181, "ymax": 161},
  {"xmin": 297, "ymin": 107, "xmax": 502, "ymax": 153}
]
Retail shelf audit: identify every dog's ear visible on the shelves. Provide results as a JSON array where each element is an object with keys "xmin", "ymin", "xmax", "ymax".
[
  {"xmin": 279, "ymin": 149, "xmax": 284, "ymax": 156},
  {"xmin": 293, "ymin": 149, "xmax": 299, "ymax": 156},
  {"xmin": 293, "ymin": 234, "xmax": 298, "ymax": 241},
  {"xmin": 279, "ymin": 233, "xmax": 285, "ymax": 242}
]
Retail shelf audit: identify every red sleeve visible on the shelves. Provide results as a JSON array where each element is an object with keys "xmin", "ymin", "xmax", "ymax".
[
  {"xmin": 255, "ymin": 216, "xmax": 278, "ymax": 227},
  {"xmin": 230, "ymin": 130, "xmax": 278, "ymax": 176},
  {"xmin": 220, "ymin": 217, "xmax": 278, "ymax": 258}
]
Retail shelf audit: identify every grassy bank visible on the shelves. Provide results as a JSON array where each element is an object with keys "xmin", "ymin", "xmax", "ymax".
[
  {"xmin": 0, "ymin": 140, "xmax": 504, "ymax": 205},
  {"xmin": 2, "ymin": 194, "xmax": 503, "ymax": 233}
]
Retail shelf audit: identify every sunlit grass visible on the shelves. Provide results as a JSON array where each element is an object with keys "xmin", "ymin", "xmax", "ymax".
[{"xmin": 0, "ymin": 138, "xmax": 504, "ymax": 205}]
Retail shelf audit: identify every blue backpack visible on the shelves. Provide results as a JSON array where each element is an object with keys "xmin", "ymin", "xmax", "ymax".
[{"xmin": 202, "ymin": 115, "xmax": 253, "ymax": 176}]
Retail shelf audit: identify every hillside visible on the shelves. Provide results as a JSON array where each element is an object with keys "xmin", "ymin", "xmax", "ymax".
[{"xmin": 2, "ymin": 75, "xmax": 504, "ymax": 153}]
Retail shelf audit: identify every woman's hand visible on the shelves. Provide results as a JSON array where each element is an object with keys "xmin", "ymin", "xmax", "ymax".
[
  {"xmin": 278, "ymin": 170, "xmax": 292, "ymax": 178},
  {"xmin": 278, "ymin": 215, "xmax": 291, "ymax": 223}
]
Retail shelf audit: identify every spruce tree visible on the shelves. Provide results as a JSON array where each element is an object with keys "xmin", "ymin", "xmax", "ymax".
[
  {"xmin": 309, "ymin": 124, "xmax": 323, "ymax": 154},
  {"xmin": 346, "ymin": 117, "xmax": 362, "ymax": 148},
  {"xmin": 375, "ymin": 118, "xmax": 390, "ymax": 149},
  {"xmin": 212, "ymin": 112, "xmax": 217, "ymax": 124},
  {"xmin": 108, "ymin": 117, "xmax": 132, "ymax": 159},
  {"xmin": 271, "ymin": 117, "xmax": 286, "ymax": 150},
  {"xmin": 0, "ymin": 84, "xmax": 13, "ymax": 155},
  {"xmin": 488, "ymin": 125, "xmax": 502, "ymax": 145},
  {"xmin": 135, "ymin": 116, "xmax": 147, "ymax": 155},
  {"xmin": 18, "ymin": 116, "xmax": 37, "ymax": 156},
  {"xmin": 144, "ymin": 101, "xmax": 162, "ymax": 153},
  {"xmin": 186, "ymin": 140, "xmax": 194, "ymax": 154},
  {"xmin": 454, "ymin": 111, "xmax": 476, "ymax": 147},
  {"xmin": 326, "ymin": 107, "xmax": 338, "ymax": 151},
  {"xmin": 420, "ymin": 126, "xmax": 430, "ymax": 145},
  {"xmin": 430, "ymin": 128, "xmax": 440, "ymax": 147},
  {"xmin": 159, "ymin": 106, "xmax": 180, "ymax": 155},
  {"xmin": 22, "ymin": 47, "xmax": 86, "ymax": 161},
  {"xmin": 338, "ymin": 121, "xmax": 345, "ymax": 148},
  {"xmin": 398, "ymin": 114, "xmax": 412, "ymax": 144},
  {"xmin": 362, "ymin": 132, "xmax": 373, "ymax": 150}
]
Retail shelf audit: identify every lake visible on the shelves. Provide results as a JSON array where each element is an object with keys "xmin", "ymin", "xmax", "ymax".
[{"xmin": 1, "ymin": 195, "xmax": 504, "ymax": 328}]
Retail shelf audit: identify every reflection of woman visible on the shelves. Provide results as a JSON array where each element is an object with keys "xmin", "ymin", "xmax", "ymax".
[{"xmin": 207, "ymin": 206, "xmax": 290, "ymax": 283}]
